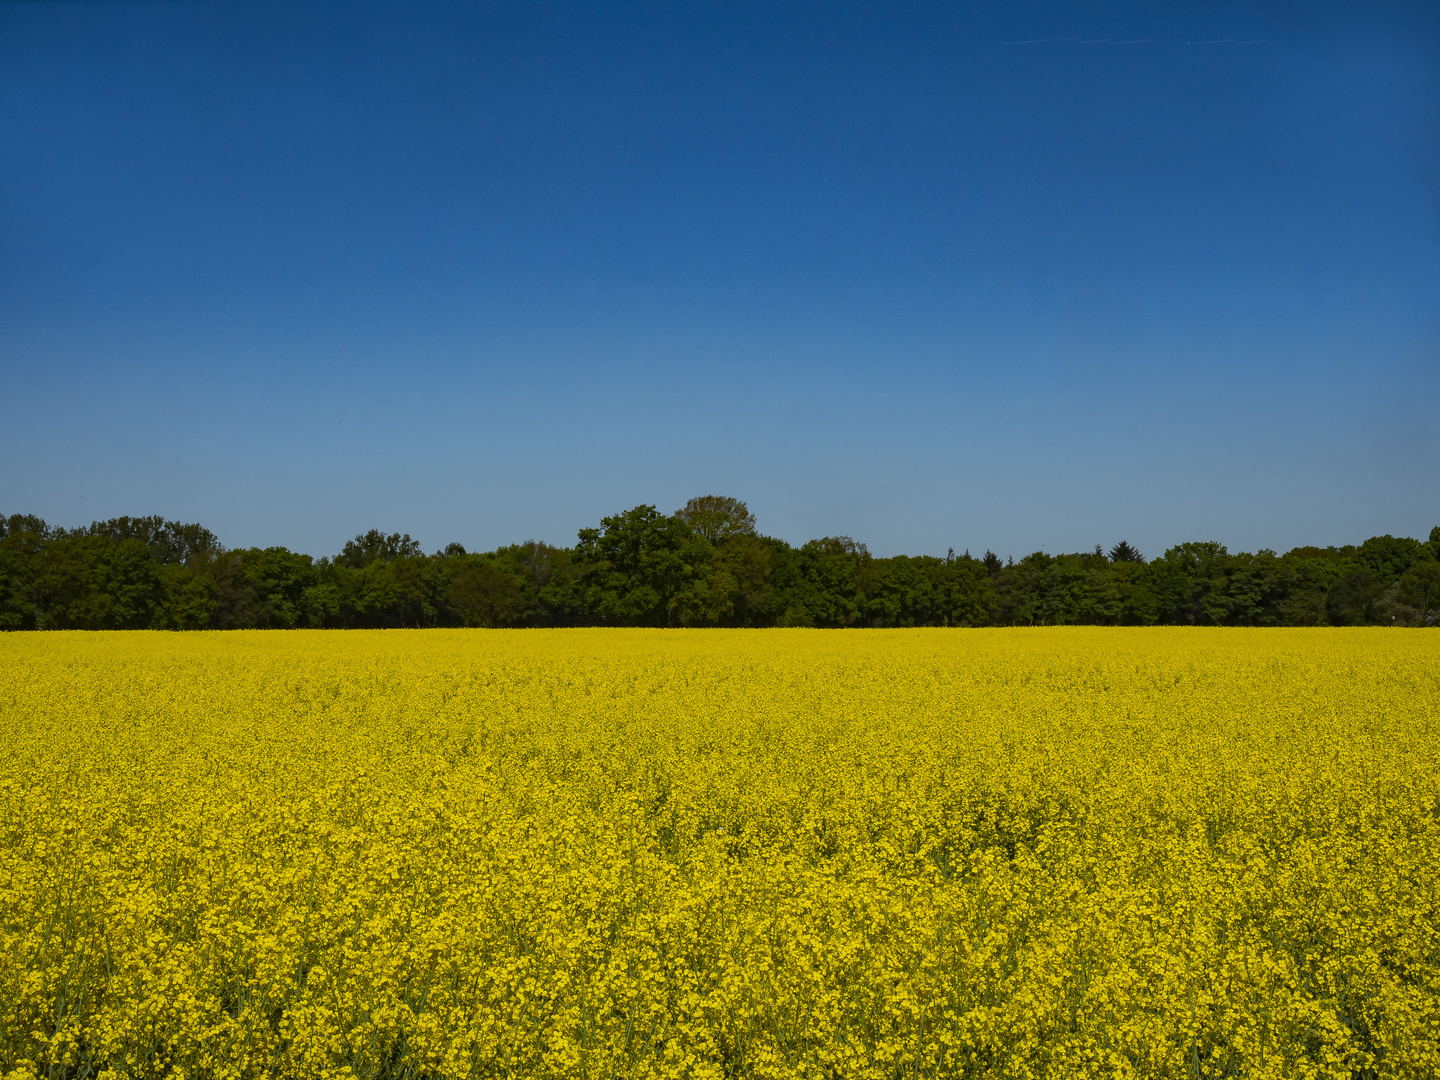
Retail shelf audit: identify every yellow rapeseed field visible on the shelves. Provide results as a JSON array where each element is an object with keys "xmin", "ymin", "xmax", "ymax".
[{"xmin": 0, "ymin": 629, "xmax": 1436, "ymax": 1079}]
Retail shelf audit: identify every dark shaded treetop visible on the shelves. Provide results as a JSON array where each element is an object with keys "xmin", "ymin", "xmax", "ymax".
[
  {"xmin": 1109, "ymin": 540, "xmax": 1144, "ymax": 563},
  {"xmin": 337, "ymin": 530, "xmax": 423, "ymax": 569},
  {"xmin": 674, "ymin": 495, "xmax": 757, "ymax": 545}
]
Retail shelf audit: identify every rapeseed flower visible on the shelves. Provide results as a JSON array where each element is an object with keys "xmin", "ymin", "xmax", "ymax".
[{"xmin": 0, "ymin": 628, "xmax": 1436, "ymax": 1078}]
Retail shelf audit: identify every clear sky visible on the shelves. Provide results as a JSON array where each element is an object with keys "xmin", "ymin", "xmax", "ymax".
[{"xmin": 2, "ymin": 1, "xmax": 1437, "ymax": 560}]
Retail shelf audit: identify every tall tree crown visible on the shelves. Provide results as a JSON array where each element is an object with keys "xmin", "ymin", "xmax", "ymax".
[
  {"xmin": 1109, "ymin": 540, "xmax": 1145, "ymax": 563},
  {"xmin": 337, "ymin": 530, "xmax": 422, "ymax": 568},
  {"xmin": 674, "ymin": 495, "xmax": 756, "ymax": 545}
]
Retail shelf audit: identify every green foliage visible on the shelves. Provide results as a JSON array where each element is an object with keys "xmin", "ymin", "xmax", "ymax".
[
  {"xmin": 1108, "ymin": 540, "xmax": 1144, "ymax": 563},
  {"xmin": 1325, "ymin": 570, "xmax": 1381, "ymax": 626},
  {"xmin": 70, "ymin": 515, "xmax": 219, "ymax": 565},
  {"xmin": 449, "ymin": 559, "xmax": 528, "ymax": 627},
  {"xmin": 0, "ymin": 547, "xmax": 39, "ymax": 630},
  {"xmin": 156, "ymin": 562, "xmax": 217, "ymax": 630},
  {"xmin": 674, "ymin": 494, "xmax": 757, "ymax": 544},
  {"xmin": 575, "ymin": 505, "xmax": 697, "ymax": 626},
  {"xmin": 336, "ymin": 529, "xmax": 422, "ymax": 569},
  {"xmin": 1376, "ymin": 553, "xmax": 1439, "ymax": 626},
  {"xmin": 237, "ymin": 547, "xmax": 319, "ymax": 628},
  {"xmin": 31, "ymin": 535, "xmax": 162, "ymax": 630},
  {"xmin": 0, "ymin": 515, "xmax": 49, "ymax": 630},
  {"xmin": 2, "ymin": 505, "xmax": 1437, "ymax": 630},
  {"xmin": 1352, "ymin": 534, "xmax": 1422, "ymax": 580}
]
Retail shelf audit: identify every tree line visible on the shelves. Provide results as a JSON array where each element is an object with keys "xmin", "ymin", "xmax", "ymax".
[{"xmin": 2, "ymin": 496, "xmax": 1437, "ymax": 630}]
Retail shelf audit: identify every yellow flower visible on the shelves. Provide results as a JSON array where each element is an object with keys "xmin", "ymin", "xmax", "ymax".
[{"xmin": 0, "ymin": 628, "xmax": 1436, "ymax": 1078}]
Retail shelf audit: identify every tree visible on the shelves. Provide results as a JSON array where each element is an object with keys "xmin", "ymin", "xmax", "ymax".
[
  {"xmin": 674, "ymin": 495, "xmax": 756, "ymax": 545},
  {"xmin": 75, "ymin": 516, "xmax": 219, "ymax": 565},
  {"xmin": 449, "ymin": 561, "xmax": 529, "ymax": 627},
  {"xmin": 1378, "ymin": 551, "xmax": 1440, "ymax": 626},
  {"xmin": 1108, "ymin": 540, "xmax": 1144, "ymax": 563},
  {"xmin": 669, "ymin": 532, "xmax": 775, "ymax": 627},
  {"xmin": 1149, "ymin": 542, "xmax": 1229, "ymax": 625},
  {"xmin": 155, "ymin": 565, "xmax": 214, "ymax": 628},
  {"xmin": 1325, "ymin": 571, "xmax": 1382, "ymax": 626},
  {"xmin": 337, "ymin": 530, "xmax": 422, "ymax": 569},
  {"xmin": 0, "ymin": 547, "xmax": 38, "ymax": 630},
  {"xmin": 780, "ymin": 537, "xmax": 869, "ymax": 627},
  {"xmin": 941, "ymin": 555, "xmax": 997, "ymax": 626},
  {"xmin": 1109, "ymin": 559, "xmax": 1158, "ymax": 625},
  {"xmin": 236, "ymin": 547, "xmax": 319, "ymax": 628},
  {"xmin": 3, "ymin": 504, "xmax": 1439, "ymax": 632},
  {"xmin": 0, "ymin": 515, "xmax": 48, "ymax": 630},
  {"xmin": 1352, "ymin": 535, "xmax": 1423, "ymax": 585},
  {"xmin": 1, "ymin": 514, "xmax": 52, "ymax": 545},
  {"xmin": 1222, "ymin": 550, "xmax": 1289, "ymax": 627},
  {"xmin": 31, "ymin": 535, "xmax": 163, "ymax": 629},
  {"xmin": 574, "ymin": 506, "xmax": 695, "ymax": 626}
]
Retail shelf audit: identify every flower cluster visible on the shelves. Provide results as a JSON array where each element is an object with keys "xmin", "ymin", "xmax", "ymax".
[{"xmin": 1, "ymin": 628, "xmax": 1436, "ymax": 1078}]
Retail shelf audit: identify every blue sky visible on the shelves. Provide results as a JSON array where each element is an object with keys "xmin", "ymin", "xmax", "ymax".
[{"xmin": 2, "ymin": 1, "xmax": 1437, "ymax": 560}]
